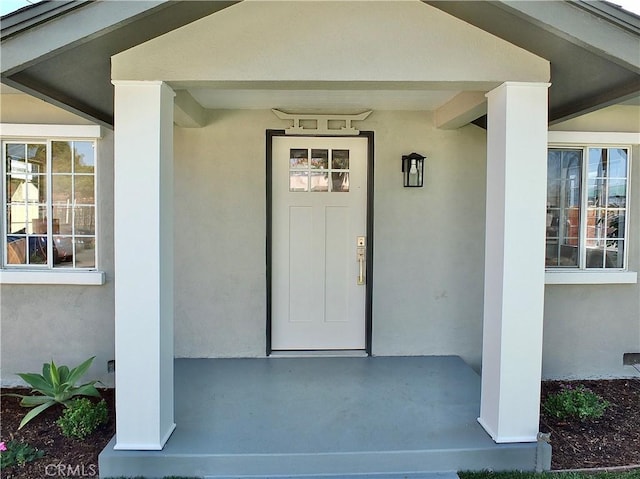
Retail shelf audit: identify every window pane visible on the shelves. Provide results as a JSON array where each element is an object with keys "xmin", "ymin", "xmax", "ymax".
[
  {"xmin": 586, "ymin": 208, "xmax": 607, "ymax": 242},
  {"xmin": 332, "ymin": 150, "xmax": 349, "ymax": 169},
  {"xmin": 587, "ymin": 178, "xmax": 605, "ymax": 207},
  {"xmin": 73, "ymin": 237, "xmax": 95, "ymax": 269},
  {"xmin": 606, "ymin": 211, "xmax": 625, "ymax": 240},
  {"xmin": 605, "ymin": 240, "xmax": 624, "ymax": 269},
  {"xmin": 332, "ymin": 172, "xmax": 349, "ymax": 192},
  {"xmin": 7, "ymin": 203, "xmax": 27, "ymax": 233},
  {"xmin": 6, "ymin": 236, "xmax": 26, "ymax": 264},
  {"xmin": 73, "ymin": 142, "xmax": 95, "ymax": 173},
  {"xmin": 546, "ymin": 149, "xmax": 582, "ymax": 268},
  {"xmin": 74, "ymin": 176, "xmax": 95, "ymax": 205},
  {"xmin": 6, "ymin": 176, "xmax": 23, "ymax": 203},
  {"xmin": 28, "ymin": 236, "xmax": 47, "ymax": 264},
  {"xmin": 290, "ymin": 149, "xmax": 308, "ymax": 168},
  {"xmin": 608, "ymin": 179, "xmax": 626, "ymax": 207},
  {"xmin": 52, "ymin": 175, "xmax": 72, "ymax": 204},
  {"xmin": 52, "ymin": 204, "xmax": 73, "ymax": 235},
  {"xmin": 27, "ymin": 144, "xmax": 46, "ymax": 174},
  {"xmin": 52, "ymin": 141, "xmax": 73, "ymax": 173},
  {"xmin": 53, "ymin": 236, "xmax": 74, "ymax": 265},
  {"xmin": 74, "ymin": 206, "xmax": 95, "ymax": 236},
  {"xmin": 311, "ymin": 150, "xmax": 328, "ymax": 169},
  {"xmin": 585, "ymin": 247, "xmax": 605, "ymax": 268},
  {"xmin": 31, "ymin": 175, "xmax": 47, "ymax": 203},
  {"xmin": 588, "ymin": 148, "xmax": 606, "ymax": 178},
  {"xmin": 607, "ymin": 148, "xmax": 627, "ymax": 178}
]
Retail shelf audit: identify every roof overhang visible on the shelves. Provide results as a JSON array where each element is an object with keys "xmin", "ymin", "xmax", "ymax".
[{"xmin": 1, "ymin": 0, "xmax": 638, "ymax": 128}]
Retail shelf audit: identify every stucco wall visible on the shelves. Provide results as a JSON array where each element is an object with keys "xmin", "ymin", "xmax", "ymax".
[
  {"xmin": 0, "ymin": 87, "xmax": 95, "ymax": 125},
  {"xmin": 3, "ymin": 94, "xmax": 638, "ymax": 382},
  {"xmin": 543, "ymin": 106, "xmax": 640, "ymax": 378},
  {"xmin": 173, "ymin": 109, "xmax": 487, "ymax": 369},
  {"xmin": 0, "ymin": 92, "xmax": 115, "ymax": 386}
]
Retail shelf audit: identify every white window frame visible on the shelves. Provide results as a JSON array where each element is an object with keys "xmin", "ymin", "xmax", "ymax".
[
  {"xmin": 0, "ymin": 124, "xmax": 105, "ymax": 285},
  {"xmin": 546, "ymin": 131, "xmax": 638, "ymax": 285}
]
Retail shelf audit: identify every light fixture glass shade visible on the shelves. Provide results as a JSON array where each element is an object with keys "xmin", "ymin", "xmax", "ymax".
[{"xmin": 401, "ymin": 152, "xmax": 425, "ymax": 187}]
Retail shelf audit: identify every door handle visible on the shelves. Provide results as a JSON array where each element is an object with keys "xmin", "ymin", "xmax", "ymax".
[{"xmin": 357, "ymin": 236, "xmax": 366, "ymax": 285}]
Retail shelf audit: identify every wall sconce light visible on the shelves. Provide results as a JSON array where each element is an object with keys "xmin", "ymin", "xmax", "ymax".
[{"xmin": 401, "ymin": 152, "xmax": 426, "ymax": 187}]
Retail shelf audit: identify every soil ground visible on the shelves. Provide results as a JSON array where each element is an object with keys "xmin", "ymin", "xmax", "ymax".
[{"xmin": 0, "ymin": 378, "xmax": 638, "ymax": 477}]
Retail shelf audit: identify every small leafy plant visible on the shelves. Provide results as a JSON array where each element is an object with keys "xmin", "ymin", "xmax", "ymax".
[
  {"xmin": 0, "ymin": 440, "xmax": 45, "ymax": 469},
  {"xmin": 543, "ymin": 384, "xmax": 609, "ymax": 420},
  {"xmin": 10, "ymin": 357, "xmax": 101, "ymax": 429},
  {"xmin": 57, "ymin": 398, "xmax": 108, "ymax": 440}
]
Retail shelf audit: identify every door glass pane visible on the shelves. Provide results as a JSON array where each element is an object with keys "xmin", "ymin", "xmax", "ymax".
[
  {"xmin": 332, "ymin": 172, "xmax": 349, "ymax": 192},
  {"xmin": 311, "ymin": 150, "xmax": 328, "ymax": 169},
  {"xmin": 310, "ymin": 172, "xmax": 329, "ymax": 192},
  {"xmin": 290, "ymin": 149, "xmax": 308, "ymax": 168},
  {"xmin": 332, "ymin": 150, "xmax": 349, "ymax": 169},
  {"xmin": 289, "ymin": 172, "xmax": 309, "ymax": 192}
]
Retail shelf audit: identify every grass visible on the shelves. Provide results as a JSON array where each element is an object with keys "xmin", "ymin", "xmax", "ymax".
[{"xmin": 459, "ymin": 471, "xmax": 640, "ymax": 479}]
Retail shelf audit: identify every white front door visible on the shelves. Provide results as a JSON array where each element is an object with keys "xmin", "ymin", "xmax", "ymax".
[{"xmin": 272, "ymin": 136, "xmax": 368, "ymax": 350}]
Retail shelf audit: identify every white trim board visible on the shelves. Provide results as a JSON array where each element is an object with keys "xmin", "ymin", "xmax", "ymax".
[
  {"xmin": 0, "ymin": 270, "xmax": 105, "ymax": 285},
  {"xmin": 0, "ymin": 124, "xmax": 103, "ymax": 139}
]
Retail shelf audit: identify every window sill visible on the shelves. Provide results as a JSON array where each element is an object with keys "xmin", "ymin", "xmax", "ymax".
[
  {"xmin": 0, "ymin": 270, "xmax": 106, "ymax": 285},
  {"xmin": 545, "ymin": 270, "xmax": 638, "ymax": 285}
]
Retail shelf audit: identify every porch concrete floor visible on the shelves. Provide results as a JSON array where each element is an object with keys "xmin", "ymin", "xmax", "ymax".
[{"xmin": 99, "ymin": 356, "xmax": 549, "ymax": 478}]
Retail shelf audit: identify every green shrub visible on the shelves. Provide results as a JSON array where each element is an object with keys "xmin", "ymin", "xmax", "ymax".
[
  {"xmin": 0, "ymin": 440, "xmax": 44, "ymax": 469},
  {"xmin": 543, "ymin": 384, "xmax": 609, "ymax": 420},
  {"xmin": 9, "ymin": 357, "xmax": 101, "ymax": 429},
  {"xmin": 56, "ymin": 398, "xmax": 108, "ymax": 440}
]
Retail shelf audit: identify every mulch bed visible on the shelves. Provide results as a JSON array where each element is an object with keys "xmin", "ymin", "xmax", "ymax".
[
  {"xmin": 0, "ymin": 379, "xmax": 638, "ymax": 477},
  {"xmin": 1, "ymin": 388, "xmax": 115, "ymax": 478},
  {"xmin": 540, "ymin": 379, "xmax": 640, "ymax": 470}
]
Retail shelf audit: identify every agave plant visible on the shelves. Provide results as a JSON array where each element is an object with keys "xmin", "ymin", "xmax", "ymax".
[{"xmin": 10, "ymin": 357, "xmax": 101, "ymax": 429}]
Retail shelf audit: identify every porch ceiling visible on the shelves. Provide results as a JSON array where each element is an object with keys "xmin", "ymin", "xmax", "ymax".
[{"xmin": 1, "ymin": 0, "xmax": 638, "ymax": 127}]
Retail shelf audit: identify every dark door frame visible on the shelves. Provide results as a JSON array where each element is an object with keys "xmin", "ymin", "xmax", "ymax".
[{"xmin": 266, "ymin": 130, "xmax": 375, "ymax": 356}]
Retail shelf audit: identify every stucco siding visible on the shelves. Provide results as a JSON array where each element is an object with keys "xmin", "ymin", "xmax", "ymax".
[
  {"xmin": 2, "ymin": 100, "xmax": 638, "ymax": 381},
  {"xmin": 173, "ymin": 110, "xmax": 270, "ymax": 358},
  {"xmin": 542, "ymin": 141, "xmax": 640, "ymax": 379},
  {"xmin": 172, "ymin": 109, "xmax": 487, "ymax": 368},
  {"xmin": 0, "ymin": 87, "xmax": 95, "ymax": 125},
  {"xmin": 0, "ymin": 128, "xmax": 115, "ymax": 387}
]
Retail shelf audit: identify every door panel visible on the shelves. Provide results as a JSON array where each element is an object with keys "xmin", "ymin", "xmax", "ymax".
[{"xmin": 272, "ymin": 136, "xmax": 367, "ymax": 350}]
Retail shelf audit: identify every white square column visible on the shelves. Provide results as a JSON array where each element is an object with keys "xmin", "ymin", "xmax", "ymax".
[
  {"xmin": 113, "ymin": 81, "xmax": 176, "ymax": 450},
  {"xmin": 479, "ymin": 82, "xmax": 550, "ymax": 443}
]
